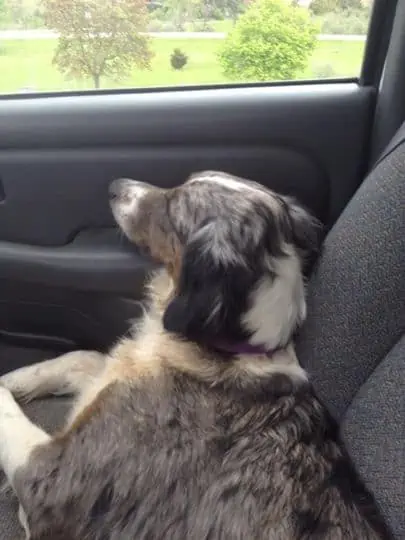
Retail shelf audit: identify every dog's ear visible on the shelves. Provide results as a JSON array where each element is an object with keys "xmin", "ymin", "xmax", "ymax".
[
  {"xmin": 163, "ymin": 218, "xmax": 254, "ymax": 343},
  {"xmin": 283, "ymin": 196, "xmax": 322, "ymax": 261}
]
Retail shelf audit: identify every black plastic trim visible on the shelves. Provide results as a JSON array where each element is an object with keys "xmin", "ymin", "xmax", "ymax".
[
  {"xmin": 360, "ymin": 0, "xmax": 397, "ymax": 87},
  {"xmin": 369, "ymin": 0, "xmax": 405, "ymax": 163}
]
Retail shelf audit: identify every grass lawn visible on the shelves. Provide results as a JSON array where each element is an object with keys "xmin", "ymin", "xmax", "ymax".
[{"xmin": 0, "ymin": 37, "xmax": 365, "ymax": 94}]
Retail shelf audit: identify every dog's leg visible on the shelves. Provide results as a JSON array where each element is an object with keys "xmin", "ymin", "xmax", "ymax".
[
  {"xmin": 0, "ymin": 386, "xmax": 51, "ymax": 538},
  {"xmin": 0, "ymin": 350, "xmax": 105, "ymax": 403}
]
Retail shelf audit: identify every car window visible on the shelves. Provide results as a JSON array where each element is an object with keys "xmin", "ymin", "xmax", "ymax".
[{"xmin": 0, "ymin": 0, "xmax": 374, "ymax": 94}]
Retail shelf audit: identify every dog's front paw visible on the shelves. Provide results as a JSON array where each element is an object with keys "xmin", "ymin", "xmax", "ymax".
[
  {"xmin": 0, "ymin": 384, "xmax": 13, "ymax": 398},
  {"xmin": 0, "ymin": 370, "xmax": 38, "ymax": 404}
]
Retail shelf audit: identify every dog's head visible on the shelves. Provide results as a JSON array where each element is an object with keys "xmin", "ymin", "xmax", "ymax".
[{"xmin": 110, "ymin": 171, "xmax": 320, "ymax": 352}]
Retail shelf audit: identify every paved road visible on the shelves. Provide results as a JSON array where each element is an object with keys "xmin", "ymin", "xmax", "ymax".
[{"xmin": 0, "ymin": 29, "xmax": 366, "ymax": 41}]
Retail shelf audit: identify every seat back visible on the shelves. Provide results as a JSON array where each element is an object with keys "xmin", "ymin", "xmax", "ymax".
[{"xmin": 296, "ymin": 124, "xmax": 405, "ymax": 538}]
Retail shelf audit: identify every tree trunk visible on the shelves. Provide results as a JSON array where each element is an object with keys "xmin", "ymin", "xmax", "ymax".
[{"xmin": 93, "ymin": 73, "xmax": 101, "ymax": 89}]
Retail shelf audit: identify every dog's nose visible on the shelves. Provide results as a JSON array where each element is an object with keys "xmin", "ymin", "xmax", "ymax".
[{"xmin": 109, "ymin": 178, "xmax": 125, "ymax": 201}]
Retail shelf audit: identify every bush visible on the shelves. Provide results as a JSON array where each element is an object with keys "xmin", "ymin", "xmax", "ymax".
[
  {"xmin": 310, "ymin": 0, "xmax": 363, "ymax": 15},
  {"xmin": 147, "ymin": 18, "xmax": 178, "ymax": 32},
  {"xmin": 192, "ymin": 21, "xmax": 215, "ymax": 32},
  {"xmin": 219, "ymin": 0, "xmax": 318, "ymax": 82},
  {"xmin": 147, "ymin": 17, "xmax": 163, "ymax": 31},
  {"xmin": 170, "ymin": 48, "xmax": 188, "ymax": 70},
  {"xmin": 317, "ymin": 8, "xmax": 370, "ymax": 34},
  {"xmin": 310, "ymin": 0, "xmax": 340, "ymax": 15}
]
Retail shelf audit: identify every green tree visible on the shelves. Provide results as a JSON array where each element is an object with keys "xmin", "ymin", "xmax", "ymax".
[
  {"xmin": 219, "ymin": 0, "xmax": 317, "ymax": 82},
  {"xmin": 42, "ymin": 0, "xmax": 153, "ymax": 89}
]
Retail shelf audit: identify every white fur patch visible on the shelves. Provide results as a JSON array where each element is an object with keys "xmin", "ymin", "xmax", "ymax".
[
  {"xmin": 0, "ymin": 386, "xmax": 50, "ymax": 487},
  {"xmin": 188, "ymin": 172, "xmax": 281, "ymax": 213},
  {"xmin": 237, "ymin": 345, "xmax": 307, "ymax": 385},
  {"xmin": 189, "ymin": 172, "xmax": 253, "ymax": 192},
  {"xmin": 242, "ymin": 247, "xmax": 306, "ymax": 350}
]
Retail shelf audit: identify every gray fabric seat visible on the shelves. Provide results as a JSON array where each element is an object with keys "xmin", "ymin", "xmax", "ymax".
[
  {"xmin": 0, "ymin": 126, "xmax": 404, "ymax": 539},
  {"xmin": 296, "ymin": 123, "xmax": 405, "ymax": 538}
]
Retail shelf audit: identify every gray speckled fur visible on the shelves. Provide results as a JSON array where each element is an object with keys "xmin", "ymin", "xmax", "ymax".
[{"xmin": 15, "ymin": 372, "xmax": 390, "ymax": 540}]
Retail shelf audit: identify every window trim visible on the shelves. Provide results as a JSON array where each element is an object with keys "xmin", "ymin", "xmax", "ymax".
[
  {"xmin": 360, "ymin": 0, "xmax": 397, "ymax": 87},
  {"xmin": 0, "ymin": 76, "xmax": 362, "ymax": 102}
]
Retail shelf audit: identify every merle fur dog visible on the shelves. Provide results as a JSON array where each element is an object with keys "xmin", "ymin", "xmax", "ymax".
[{"xmin": 0, "ymin": 171, "xmax": 391, "ymax": 539}]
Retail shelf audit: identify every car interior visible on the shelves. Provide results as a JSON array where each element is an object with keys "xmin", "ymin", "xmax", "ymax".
[{"xmin": 0, "ymin": 0, "xmax": 403, "ymax": 537}]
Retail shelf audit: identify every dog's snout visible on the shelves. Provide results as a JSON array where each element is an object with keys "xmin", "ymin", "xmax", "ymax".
[
  {"xmin": 109, "ymin": 179, "xmax": 123, "ymax": 201},
  {"xmin": 109, "ymin": 178, "xmax": 148, "ymax": 204}
]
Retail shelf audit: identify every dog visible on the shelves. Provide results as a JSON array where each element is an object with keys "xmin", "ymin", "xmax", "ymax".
[{"xmin": 0, "ymin": 171, "xmax": 391, "ymax": 539}]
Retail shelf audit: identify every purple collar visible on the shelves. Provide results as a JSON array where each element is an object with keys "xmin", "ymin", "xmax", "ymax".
[{"xmin": 211, "ymin": 340, "xmax": 278, "ymax": 357}]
